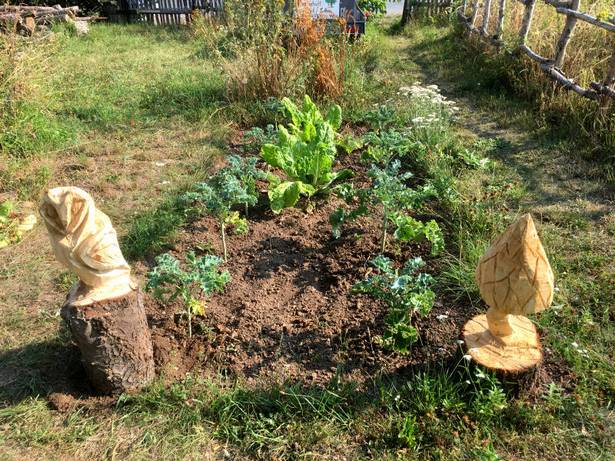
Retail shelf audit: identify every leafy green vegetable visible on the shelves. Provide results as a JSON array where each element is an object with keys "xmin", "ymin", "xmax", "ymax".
[
  {"xmin": 330, "ymin": 160, "xmax": 442, "ymax": 253},
  {"xmin": 146, "ymin": 251, "xmax": 230, "ymax": 337},
  {"xmin": 182, "ymin": 155, "xmax": 265, "ymax": 260},
  {"xmin": 392, "ymin": 213, "xmax": 445, "ymax": 256},
  {"xmin": 353, "ymin": 256, "xmax": 435, "ymax": 353},
  {"xmin": 261, "ymin": 95, "xmax": 352, "ymax": 213}
]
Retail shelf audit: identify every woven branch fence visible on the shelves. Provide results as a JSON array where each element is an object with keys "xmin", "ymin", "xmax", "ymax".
[{"xmin": 457, "ymin": 0, "xmax": 615, "ymax": 103}]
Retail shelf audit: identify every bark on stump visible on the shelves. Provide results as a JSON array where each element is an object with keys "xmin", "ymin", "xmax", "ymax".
[{"xmin": 61, "ymin": 287, "xmax": 155, "ymax": 395}]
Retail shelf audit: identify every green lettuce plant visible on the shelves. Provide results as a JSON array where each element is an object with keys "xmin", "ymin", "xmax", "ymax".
[
  {"xmin": 146, "ymin": 252, "xmax": 230, "ymax": 337},
  {"xmin": 261, "ymin": 95, "xmax": 352, "ymax": 213},
  {"xmin": 353, "ymin": 256, "xmax": 435, "ymax": 353}
]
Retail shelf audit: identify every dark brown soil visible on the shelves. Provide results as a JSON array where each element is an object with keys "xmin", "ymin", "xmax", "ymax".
[{"xmin": 144, "ymin": 153, "xmax": 471, "ymax": 387}]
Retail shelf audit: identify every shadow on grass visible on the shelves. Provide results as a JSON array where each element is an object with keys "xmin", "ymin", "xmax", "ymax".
[{"xmin": 0, "ymin": 333, "xmax": 95, "ymax": 405}]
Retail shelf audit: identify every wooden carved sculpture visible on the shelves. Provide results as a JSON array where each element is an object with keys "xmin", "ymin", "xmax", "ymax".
[
  {"xmin": 462, "ymin": 213, "xmax": 554, "ymax": 374},
  {"xmin": 40, "ymin": 187, "xmax": 154, "ymax": 394},
  {"xmin": 40, "ymin": 186, "xmax": 134, "ymax": 305}
]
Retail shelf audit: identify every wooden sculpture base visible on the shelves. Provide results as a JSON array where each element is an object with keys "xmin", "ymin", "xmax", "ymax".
[
  {"xmin": 462, "ymin": 314, "xmax": 542, "ymax": 374},
  {"xmin": 61, "ymin": 286, "xmax": 155, "ymax": 395}
]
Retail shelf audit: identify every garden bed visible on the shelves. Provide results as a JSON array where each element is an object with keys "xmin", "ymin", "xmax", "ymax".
[{"xmin": 145, "ymin": 151, "xmax": 466, "ymax": 386}]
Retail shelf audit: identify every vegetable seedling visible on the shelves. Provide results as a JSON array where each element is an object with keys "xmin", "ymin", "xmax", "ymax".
[
  {"xmin": 353, "ymin": 256, "xmax": 435, "ymax": 353},
  {"xmin": 146, "ymin": 252, "xmax": 230, "ymax": 338},
  {"xmin": 182, "ymin": 155, "xmax": 265, "ymax": 261}
]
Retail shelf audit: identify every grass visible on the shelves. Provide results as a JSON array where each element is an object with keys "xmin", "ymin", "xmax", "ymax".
[
  {"xmin": 402, "ymin": 13, "xmax": 615, "ymax": 159},
  {"xmin": 1, "ymin": 14, "xmax": 614, "ymax": 461}
]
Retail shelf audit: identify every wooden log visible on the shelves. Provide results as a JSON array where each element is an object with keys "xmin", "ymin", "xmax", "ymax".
[
  {"xmin": 520, "ymin": 43, "xmax": 551, "ymax": 63},
  {"xmin": 542, "ymin": 0, "xmax": 571, "ymax": 7},
  {"xmin": 541, "ymin": 64, "xmax": 600, "ymax": 99},
  {"xmin": 61, "ymin": 287, "xmax": 155, "ymax": 395}
]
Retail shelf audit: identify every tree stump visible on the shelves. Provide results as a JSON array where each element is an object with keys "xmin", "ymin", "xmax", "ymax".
[
  {"xmin": 61, "ymin": 286, "xmax": 155, "ymax": 395},
  {"xmin": 463, "ymin": 313, "xmax": 542, "ymax": 372}
]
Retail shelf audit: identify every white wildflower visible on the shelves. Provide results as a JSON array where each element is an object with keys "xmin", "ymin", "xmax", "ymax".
[
  {"xmin": 456, "ymin": 339, "xmax": 465, "ymax": 345},
  {"xmin": 463, "ymin": 354, "xmax": 472, "ymax": 362}
]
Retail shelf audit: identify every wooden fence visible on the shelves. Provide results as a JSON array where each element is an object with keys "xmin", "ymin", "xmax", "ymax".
[
  {"xmin": 457, "ymin": 0, "xmax": 615, "ymax": 102},
  {"xmin": 112, "ymin": 0, "xmax": 223, "ymax": 25},
  {"xmin": 401, "ymin": 0, "xmax": 452, "ymax": 24}
]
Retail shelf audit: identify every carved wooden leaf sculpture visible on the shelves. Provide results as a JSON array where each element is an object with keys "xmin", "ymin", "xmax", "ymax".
[{"xmin": 475, "ymin": 213, "xmax": 554, "ymax": 316}]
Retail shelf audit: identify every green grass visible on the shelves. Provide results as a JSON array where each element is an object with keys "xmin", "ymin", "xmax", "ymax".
[{"xmin": 1, "ymin": 17, "xmax": 614, "ymax": 461}]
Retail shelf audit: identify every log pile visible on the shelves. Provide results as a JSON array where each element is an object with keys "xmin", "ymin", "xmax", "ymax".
[{"xmin": 0, "ymin": 4, "xmax": 92, "ymax": 35}]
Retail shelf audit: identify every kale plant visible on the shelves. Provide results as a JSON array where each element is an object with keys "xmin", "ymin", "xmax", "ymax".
[
  {"xmin": 146, "ymin": 252, "xmax": 230, "ymax": 337},
  {"xmin": 182, "ymin": 155, "xmax": 265, "ymax": 260},
  {"xmin": 330, "ymin": 160, "xmax": 443, "ymax": 255},
  {"xmin": 261, "ymin": 95, "xmax": 352, "ymax": 213},
  {"xmin": 353, "ymin": 256, "xmax": 435, "ymax": 353}
]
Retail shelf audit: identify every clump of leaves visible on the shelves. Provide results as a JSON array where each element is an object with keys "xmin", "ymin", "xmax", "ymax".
[
  {"xmin": 146, "ymin": 252, "xmax": 230, "ymax": 337},
  {"xmin": 261, "ymin": 95, "xmax": 352, "ymax": 213},
  {"xmin": 243, "ymin": 124, "xmax": 277, "ymax": 151},
  {"xmin": 182, "ymin": 155, "xmax": 266, "ymax": 260},
  {"xmin": 391, "ymin": 213, "xmax": 444, "ymax": 257},
  {"xmin": 331, "ymin": 161, "xmax": 443, "ymax": 255},
  {"xmin": 353, "ymin": 256, "xmax": 435, "ymax": 353},
  {"xmin": 361, "ymin": 129, "xmax": 415, "ymax": 165},
  {"xmin": 0, "ymin": 200, "xmax": 37, "ymax": 249}
]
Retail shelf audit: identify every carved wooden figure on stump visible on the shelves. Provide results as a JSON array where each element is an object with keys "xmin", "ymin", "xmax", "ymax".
[
  {"xmin": 40, "ymin": 187, "xmax": 155, "ymax": 394},
  {"xmin": 462, "ymin": 213, "xmax": 554, "ymax": 376}
]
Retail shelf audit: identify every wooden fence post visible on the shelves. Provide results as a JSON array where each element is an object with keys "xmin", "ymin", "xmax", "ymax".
[
  {"xmin": 470, "ymin": 0, "xmax": 481, "ymax": 28},
  {"xmin": 481, "ymin": 0, "xmax": 493, "ymax": 36},
  {"xmin": 553, "ymin": 0, "xmax": 581, "ymax": 68},
  {"xmin": 401, "ymin": 0, "xmax": 410, "ymax": 25},
  {"xmin": 495, "ymin": 0, "xmax": 506, "ymax": 41},
  {"xmin": 518, "ymin": 0, "xmax": 536, "ymax": 44}
]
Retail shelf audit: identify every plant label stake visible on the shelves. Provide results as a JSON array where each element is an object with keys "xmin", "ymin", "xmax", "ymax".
[
  {"xmin": 462, "ymin": 213, "xmax": 554, "ymax": 375},
  {"xmin": 40, "ymin": 187, "xmax": 155, "ymax": 395}
]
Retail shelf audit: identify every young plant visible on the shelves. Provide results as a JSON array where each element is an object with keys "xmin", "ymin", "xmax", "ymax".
[
  {"xmin": 146, "ymin": 252, "xmax": 230, "ymax": 338},
  {"xmin": 261, "ymin": 95, "xmax": 352, "ymax": 213},
  {"xmin": 353, "ymin": 256, "xmax": 435, "ymax": 353},
  {"xmin": 182, "ymin": 155, "xmax": 265, "ymax": 260},
  {"xmin": 391, "ymin": 213, "xmax": 445, "ymax": 256},
  {"xmin": 330, "ymin": 160, "xmax": 442, "ymax": 254}
]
